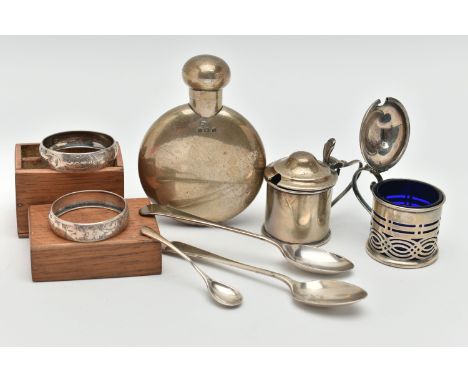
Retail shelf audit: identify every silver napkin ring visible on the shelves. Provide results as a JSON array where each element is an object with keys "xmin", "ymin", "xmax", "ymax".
[
  {"xmin": 39, "ymin": 131, "xmax": 118, "ymax": 172},
  {"xmin": 48, "ymin": 190, "xmax": 129, "ymax": 242}
]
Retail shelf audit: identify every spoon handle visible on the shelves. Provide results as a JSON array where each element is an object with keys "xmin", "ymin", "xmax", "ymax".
[
  {"xmin": 140, "ymin": 204, "xmax": 282, "ymax": 249},
  {"xmin": 140, "ymin": 226, "xmax": 210, "ymax": 285},
  {"xmin": 167, "ymin": 241, "xmax": 292, "ymax": 287}
]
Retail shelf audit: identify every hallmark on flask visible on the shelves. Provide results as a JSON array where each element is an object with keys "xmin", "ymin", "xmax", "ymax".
[{"xmin": 198, "ymin": 120, "xmax": 217, "ymax": 133}]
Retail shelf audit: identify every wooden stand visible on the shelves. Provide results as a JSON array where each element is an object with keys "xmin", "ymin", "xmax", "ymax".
[
  {"xmin": 29, "ymin": 198, "xmax": 161, "ymax": 282},
  {"xmin": 15, "ymin": 143, "xmax": 124, "ymax": 238}
]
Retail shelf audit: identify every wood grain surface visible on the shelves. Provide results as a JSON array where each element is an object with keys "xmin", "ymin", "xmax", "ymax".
[
  {"xmin": 15, "ymin": 143, "xmax": 124, "ymax": 238},
  {"xmin": 29, "ymin": 198, "xmax": 162, "ymax": 282}
]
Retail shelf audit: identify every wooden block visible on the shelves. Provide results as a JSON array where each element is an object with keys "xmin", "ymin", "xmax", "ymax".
[
  {"xmin": 15, "ymin": 143, "xmax": 124, "ymax": 238},
  {"xmin": 29, "ymin": 198, "xmax": 161, "ymax": 282}
]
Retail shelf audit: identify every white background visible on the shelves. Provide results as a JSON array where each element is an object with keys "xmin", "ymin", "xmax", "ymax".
[{"xmin": 0, "ymin": 36, "xmax": 466, "ymax": 346}]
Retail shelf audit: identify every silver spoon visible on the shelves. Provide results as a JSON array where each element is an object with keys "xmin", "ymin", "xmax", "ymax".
[
  {"xmin": 165, "ymin": 241, "xmax": 368, "ymax": 307},
  {"xmin": 140, "ymin": 204, "xmax": 354, "ymax": 274},
  {"xmin": 141, "ymin": 226, "xmax": 243, "ymax": 308}
]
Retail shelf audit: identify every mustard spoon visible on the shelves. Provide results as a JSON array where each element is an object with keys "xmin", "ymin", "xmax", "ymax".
[{"xmin": 141, "ymin": 226, "xmax": 242, "ymax": 308}]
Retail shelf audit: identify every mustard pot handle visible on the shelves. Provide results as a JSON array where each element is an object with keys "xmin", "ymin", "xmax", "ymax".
[
  {"xmin": 331, "ymin": 159, "xmax": 364, "ymax": 207},
  {"xmin": 351, "ymin": 165, "xmax": 383, "ymax": 214},
  {"xmin": 322, "ymin": 138, "xmax": 365, "ymax": 207}
]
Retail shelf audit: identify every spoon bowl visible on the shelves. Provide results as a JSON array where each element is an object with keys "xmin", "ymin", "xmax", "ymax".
[
  {"xmin": 290, "ymin": 280, "xmax": 368, "ymax": 307},
  {"xmin": 281, "ymin": 244, "xmax": 354, "ymax": 274},
  {"xmin": 208, "ymin": 279, "xmax": 243, "ymax": 307}
]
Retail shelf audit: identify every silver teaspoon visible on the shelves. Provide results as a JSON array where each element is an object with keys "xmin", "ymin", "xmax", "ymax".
[
  {"xmin": 141, "ymin": 226, "xmax": 242, "ymax": 308},
  {"xmin": 140, "ymin": 204, "xmax": 354, "ymax": 274},
  {"xmin": 165, "ymin": 241, "xmax": 367, "ymax": 307}
]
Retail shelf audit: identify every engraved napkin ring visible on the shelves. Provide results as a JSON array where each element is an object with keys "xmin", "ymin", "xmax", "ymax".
[
  {"xmin": 39, "ymin": 131, "xmax": 118, "ymax": 172},
  {"xmin": 49, "ymin": 190, "xmax": 129, "ymax": 242}
]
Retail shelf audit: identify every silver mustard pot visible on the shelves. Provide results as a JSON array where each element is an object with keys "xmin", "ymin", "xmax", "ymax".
[
  {"xmin": 352, "ymin": 97, "xmax": 446, "ymax": 269},
  {"xmin": 263, "ymin": 139, "xmax": 361, "ymax": 246}
]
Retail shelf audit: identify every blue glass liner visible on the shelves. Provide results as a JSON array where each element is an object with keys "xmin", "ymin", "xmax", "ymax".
[{"xmin": 374, "ymin": 179, "xmax": 443, "ymax": 209}]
